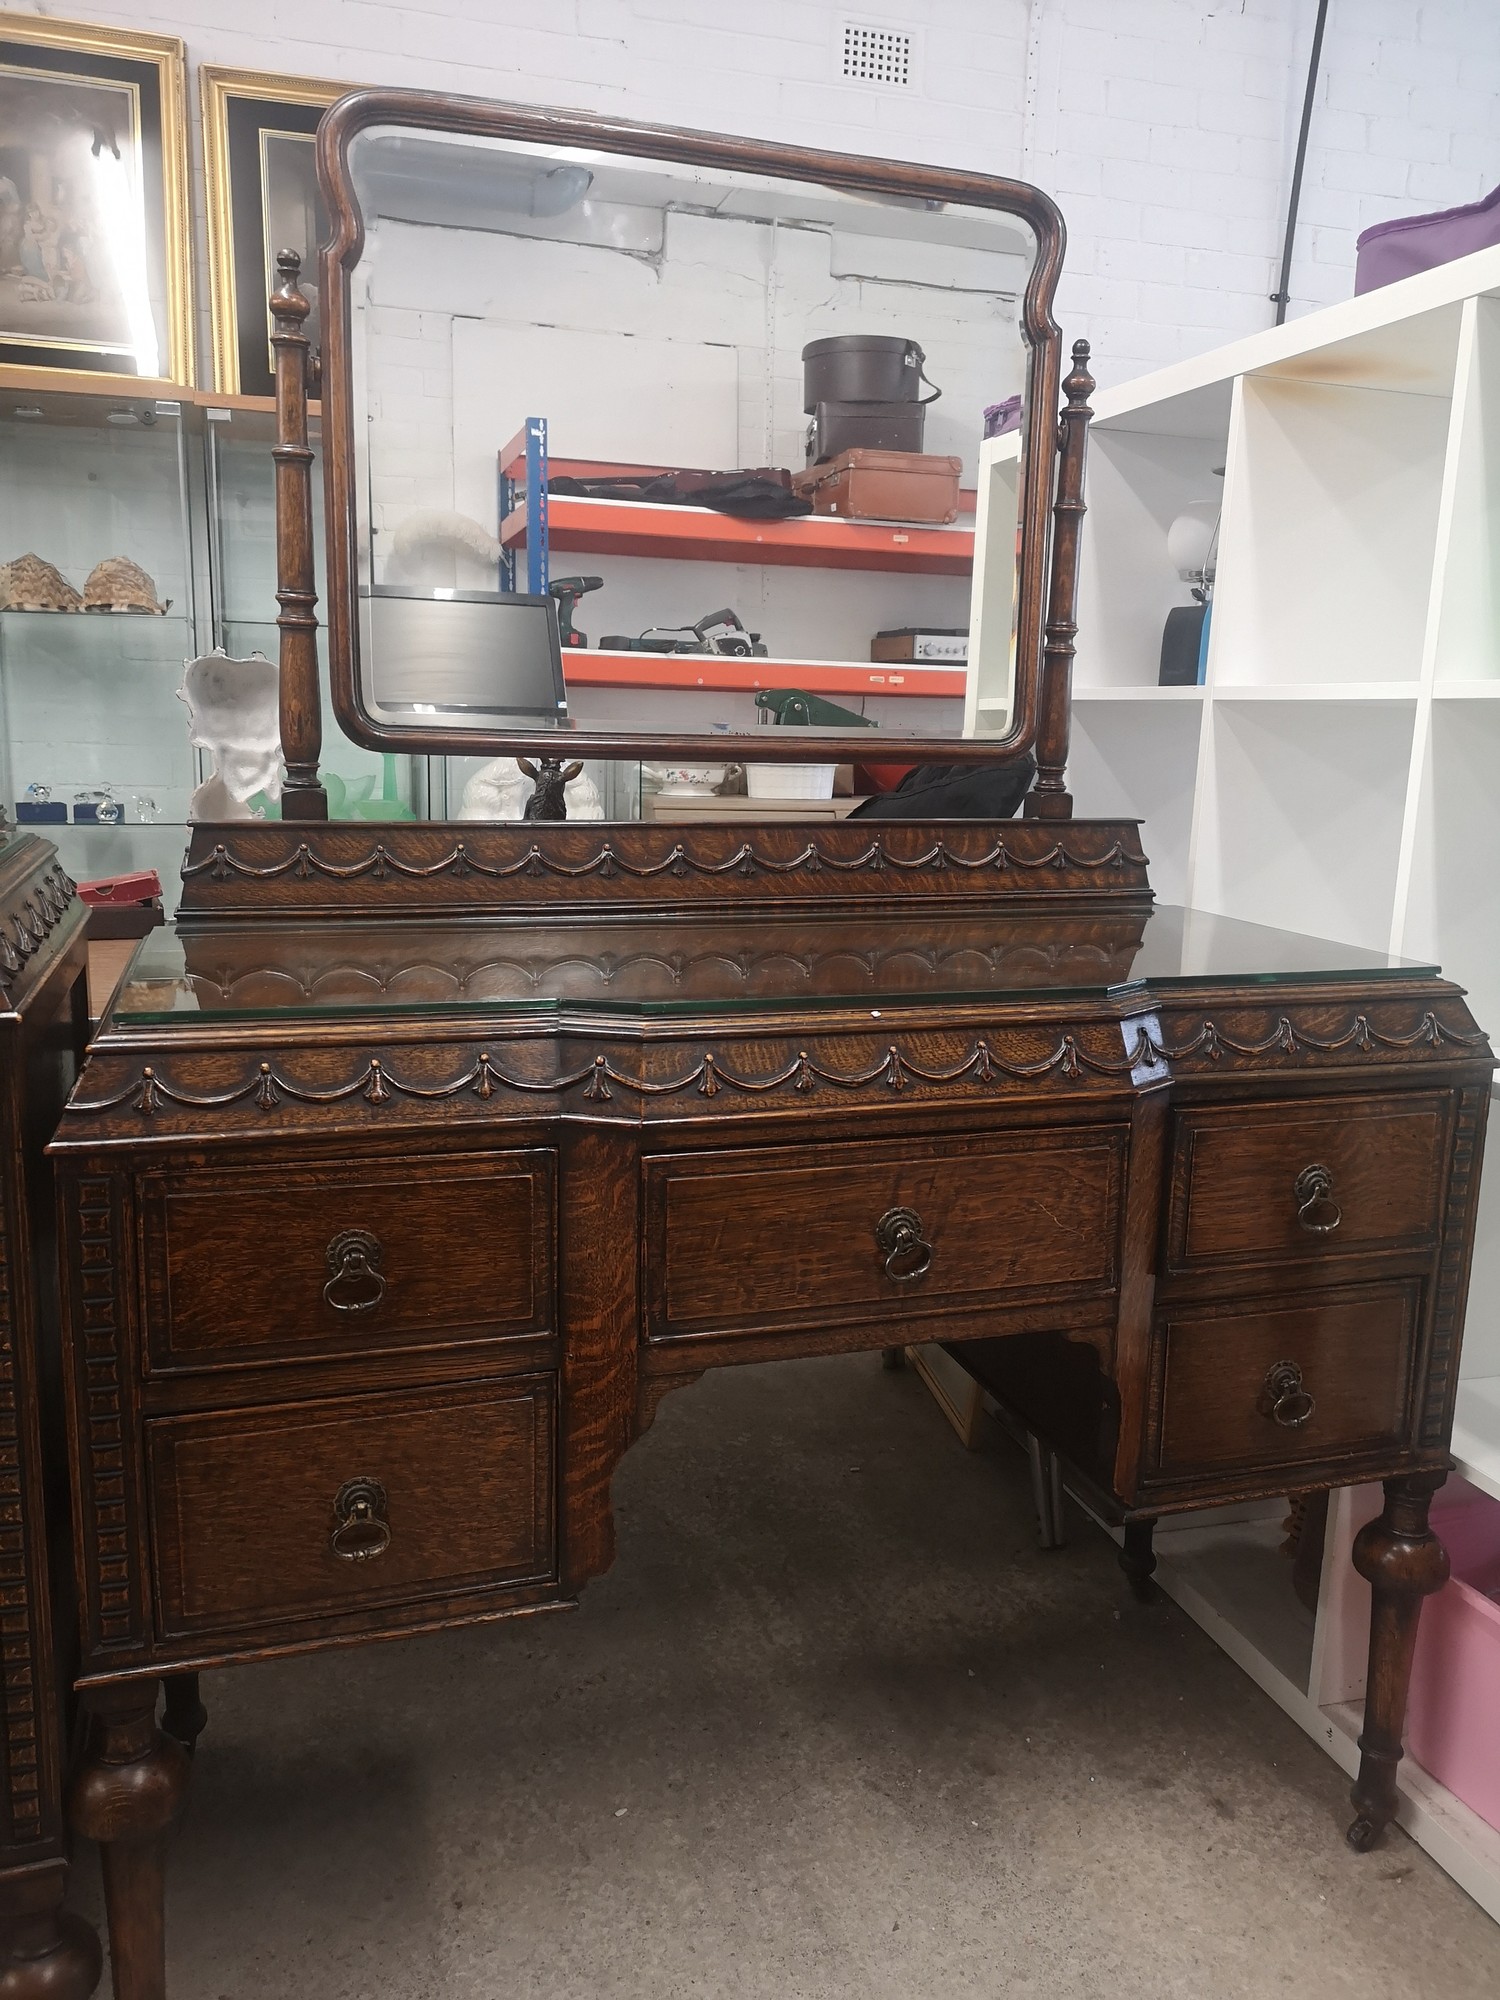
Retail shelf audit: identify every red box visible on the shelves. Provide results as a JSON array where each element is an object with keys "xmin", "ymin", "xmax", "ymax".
[
  {"xmin": 79, "ymin": 871, "xmax": 164, "ymax": 941},
  {"xmin": 79, "ymin": 870, "xmax": 162, "ymax": 905}
]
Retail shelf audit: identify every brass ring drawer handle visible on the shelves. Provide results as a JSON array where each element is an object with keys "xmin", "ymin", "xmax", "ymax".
[
  {"xmin": 1257, "ymin": 1361, "xmax": 1316, "ymax": 1430},
  {"xmin": 331, "ymin": 1477, "xmax": 391, "ymax": 1561},
  {"xmin": 324, "ymin": 1228, "xmax": 386, "ymax": 1314},
  {"xmin": 876, "ymin": 1206, "xmax": 933, "ymax": 1284},
  {"xmin": 1294, "ymin": 1164, "xmax": 1341, "ymax": 1236}
]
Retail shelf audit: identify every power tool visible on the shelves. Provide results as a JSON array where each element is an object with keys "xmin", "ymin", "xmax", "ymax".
[
  {"xmin": 548, "ymin": 575, "xmax": 603, "ymax": 649},
  {"xmin": 600, "ymin": 608, "xmax": 768, "ymax": 657}
]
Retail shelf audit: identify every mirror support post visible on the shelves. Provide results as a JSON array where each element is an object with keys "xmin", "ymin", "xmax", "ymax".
[
  {"xmin": 1025, "ymin": 339, "xmax": 1095, "ymax": 821},
  {"xmin": 271, "ymin": 249, "xmax": 328, "ymax": 823}
]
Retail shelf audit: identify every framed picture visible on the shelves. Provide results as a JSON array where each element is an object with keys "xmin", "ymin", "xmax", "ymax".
[
  {"xmin": 202, "ymin": 67, "xmax": 346, "ymax": 398},
  {"xmin": 0, "ymin": 12, "xmax": 192, "ymax": 382}
]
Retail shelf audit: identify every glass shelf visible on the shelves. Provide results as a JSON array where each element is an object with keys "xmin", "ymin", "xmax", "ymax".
[
  {"xmin": 1, "ymin": 393, "xmax": 198, "ymax": 862},
  {"xmin": 0, "ymin": 609, "xmax": 199, "ymax": 831},
  {"xmin": 0, "ymin": 392, "xmax": 194, "ymax": 616}
]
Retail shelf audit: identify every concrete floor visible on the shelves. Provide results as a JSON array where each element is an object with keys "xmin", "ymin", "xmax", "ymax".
[{"xmin": 70, "ymin": 1353, "xmax": 1500, "ymax": 1999}]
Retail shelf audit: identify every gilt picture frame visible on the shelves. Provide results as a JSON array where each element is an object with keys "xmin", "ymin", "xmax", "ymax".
[
  {"xmin": 202, "ymin": 66, "xmax": 344, "ymax": 398},
  {"xmin": 0, "ymin": 11, "xmax": 192, "ymax": 384}
]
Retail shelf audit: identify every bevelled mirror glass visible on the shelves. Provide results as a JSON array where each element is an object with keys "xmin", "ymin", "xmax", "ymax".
[{"xmin": 316, "ymin": 95, "xmax": 1064, "ymax": 808}]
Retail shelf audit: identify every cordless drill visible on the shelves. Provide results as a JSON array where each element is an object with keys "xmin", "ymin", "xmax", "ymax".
[{"xmin": 548, "ymin": 575, "xmax": 604, "ymax": 649}]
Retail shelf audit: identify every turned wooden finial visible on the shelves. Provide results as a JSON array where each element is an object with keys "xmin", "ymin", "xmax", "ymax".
[
  {"xmin": 270, "ymin": 248, "xmax": 327, "ymax": 822},
  {"xmin": 1062, "ymin": 335, "xmax": 1095, "ymax": 410},
  {"xmin": 1025, "ymin": 336, "xmax": 1095, "ymax": 822},
  {"xmin": 271, "ymin": 246, "xmax": 310, "ymax": 327}
]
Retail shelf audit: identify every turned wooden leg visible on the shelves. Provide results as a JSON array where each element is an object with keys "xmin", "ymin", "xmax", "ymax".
[
  {"xmin": 1347, "ymin": 1469, "xmax": 1450, "ymax": 1852},
  {"xmin": 1119, "ymin": 1517, "xmax": 1157, "ymax": 1601},
  {"xmin": 159, "ymin": 1677, "xmax": 207, "ymax": 1759},
  {"xmin": 0, "ymin": 1865, "xmax": 101, "ymax": 1999},
  {"xmin": 66, "ymin": 1684, "xmax": 189, "ymax": 2000},
  {"xmin": 880, "ymin": 1346, "xmax": 906, "ymax": 1371}
]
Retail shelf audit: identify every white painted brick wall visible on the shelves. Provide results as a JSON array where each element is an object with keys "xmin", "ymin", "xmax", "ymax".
[
  {"xmin": 1294, "ymin": 0, "xmax": 1500, "ymax": 313},
  {"xmin": 6, "ymin": 0, "xmax": 1496, "ymax": 383}
]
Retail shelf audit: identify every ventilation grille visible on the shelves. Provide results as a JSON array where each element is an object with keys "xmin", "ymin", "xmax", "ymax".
[{"xmin": 841, "ymin": 20, "xmax": 914, "ymax": 88}]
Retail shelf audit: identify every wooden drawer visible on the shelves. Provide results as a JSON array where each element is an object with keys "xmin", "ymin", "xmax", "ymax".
[
  {"xmin": 145, "ymin": 1378, "xmax": 556, "ymax": 1638},
  {"xmin": 1165, "ymin": 1094, "xmax": 1448, "ymax": 1277},
  {"xmin": 645, "ymin": 1128, "xmax": 1124, "ymax": 1344},
  {"xmin": 141, "ymin": 1152, "xmax": 554, "ymax": 1373},
  {"xmin": 1149, "ymin": 1283, "xmax": 1418, "ymax": 1479}
]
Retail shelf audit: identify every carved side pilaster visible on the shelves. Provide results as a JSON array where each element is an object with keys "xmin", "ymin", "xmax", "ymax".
[
  {"xmin": 1421, "ymin": 1082, "xmax": 1490, "ymax": 1449},
  {"xmin": 0, "ymin": 858, "xmax": 77, "ymax": 1006},
  {"xmin": 0, "ymin": 1148, "xmax": 43, "ymax": 1849},
  {"xmin": 72, "ymin": 1180, "xmax": 139, "ymax": 1653}
]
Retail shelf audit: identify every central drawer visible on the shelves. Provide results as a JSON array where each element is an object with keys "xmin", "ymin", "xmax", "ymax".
[
  {"xmin": 140, "ymin": 1151, "xmax": 554, "ymax": 1374},
  {"xmin": 145, "ymin": 1376, "xmax": 556, "ymax": 1639},
  {"xmin": 644, "ymin": 1127, "xmax": 1125, "ymax": 1344}
]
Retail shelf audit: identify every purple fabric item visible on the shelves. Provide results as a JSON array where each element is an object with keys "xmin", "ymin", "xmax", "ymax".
[
  {"xmin": 983, "ymin": 395, "xmax": 1022, "ymax": 438},
  {"xmin": 1355, "ymin": 182, "xmax": 1500, "ymax": 294}
]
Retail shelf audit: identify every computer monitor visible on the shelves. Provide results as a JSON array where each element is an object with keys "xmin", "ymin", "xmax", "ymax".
[{"xmin": 364, "ymin": 587, "xmax": 569, "ymax": 729}]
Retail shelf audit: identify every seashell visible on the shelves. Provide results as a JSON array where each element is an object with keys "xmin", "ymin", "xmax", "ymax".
[
  {"xmin": 0, "ymin": 553, "xmax": 81, "ymax": 612},
  {"xmin": 83, "ymin": 555, "xmax": 168, "ymax": 614}
]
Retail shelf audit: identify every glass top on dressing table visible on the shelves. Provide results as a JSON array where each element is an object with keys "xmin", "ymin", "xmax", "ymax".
[{"xmin": 109, "ymin": 906, "xmax": 1438, "ymax": 1027}]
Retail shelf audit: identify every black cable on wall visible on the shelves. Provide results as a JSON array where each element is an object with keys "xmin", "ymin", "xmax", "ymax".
[{"xmin": 1271, "ymin": 0, "xmax": 1331, "ymax": 325}]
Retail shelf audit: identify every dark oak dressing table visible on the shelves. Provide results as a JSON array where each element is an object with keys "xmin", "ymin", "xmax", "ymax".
[{"xmin": 42, "ymin": 93, "xmax": 1493, "ymax": 2000}]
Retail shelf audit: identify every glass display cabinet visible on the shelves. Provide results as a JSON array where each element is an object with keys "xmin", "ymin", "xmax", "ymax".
[
  {"xmin": 0, "ymin": 393, "xmax": 435, "ymax": 915},
  {"xmin": 0, "ymin": 389, "xmax": 200, "ymax": 896}
]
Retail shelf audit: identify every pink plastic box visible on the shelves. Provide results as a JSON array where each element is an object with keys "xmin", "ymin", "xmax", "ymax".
[{"xmin": 1405, "ymin": 1481, "xmax": 1500, "ymax": 1833}]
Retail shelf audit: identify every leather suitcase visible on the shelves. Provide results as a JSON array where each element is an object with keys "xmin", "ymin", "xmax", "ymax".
[{"xmin": 792, "ymin": 449, "xmax": 962, "ymax": 525}]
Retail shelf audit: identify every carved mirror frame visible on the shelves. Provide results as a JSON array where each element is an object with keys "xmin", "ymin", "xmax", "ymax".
[{"xmin": 310, "ymin": 88, "xmax": 1070, "ymax": 777}]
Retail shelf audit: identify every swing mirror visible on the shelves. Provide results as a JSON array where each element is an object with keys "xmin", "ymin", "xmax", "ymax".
[{"xmin": 313, "ymin": 90, "xmax": 1065, "ymax": 781}]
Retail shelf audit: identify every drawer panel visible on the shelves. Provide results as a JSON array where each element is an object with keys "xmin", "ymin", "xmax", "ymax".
[
  {"xmin": 146, "ymin": 1378, "xmax": 556, "ymax": 1637},
  {"xmin": 646, "ymin": 1128, "xmax": 1124, "ymax": 1343},
  {"xmin": 142, "ymin": 1153, "xmax": 554, "ymax": 1372},
  {"xmin": 1166, "ymin": 1095, "xmax": 1447, "ymax": 1276},
  {"xmin": 1151, "ymin": 1283, "xmax": 1417, "ymax": 1478}
]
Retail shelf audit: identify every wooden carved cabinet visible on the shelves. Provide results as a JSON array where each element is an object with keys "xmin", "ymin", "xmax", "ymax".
[{"xmin": 47, "ymin": 825, "xmax": 1493, "ymax": 1998}]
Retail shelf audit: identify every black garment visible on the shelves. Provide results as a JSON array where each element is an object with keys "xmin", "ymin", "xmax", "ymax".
[
  {"xmin": 849, "ymin": 755, "xmax": 1036, "ymax": 821},
  {"xmin": 548, "ymin": 472, "xmax": 812, "ymax": 520}
]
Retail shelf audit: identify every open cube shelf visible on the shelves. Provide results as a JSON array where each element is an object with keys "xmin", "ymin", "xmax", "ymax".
[{"xmin": 978, "ymin": 245, "xmax": 1500, "ymax": 1913}]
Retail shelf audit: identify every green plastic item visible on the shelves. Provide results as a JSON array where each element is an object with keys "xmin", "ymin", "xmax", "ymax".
[
  {"xmin": 246, "ymin": 771, "xmax": 415, "ymax": 823},
  {"xmin": 754, "ymin": 688, "xmax": 877, "ymax": 729},
  {"xmin": 352, "ymin": 797, "xmax": 416, "ymax": 821}
]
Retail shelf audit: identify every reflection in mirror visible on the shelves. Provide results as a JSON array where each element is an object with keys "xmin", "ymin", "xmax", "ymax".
[{"xmin": 325, "ymin": 108, "xmax": 1055, "ymax": 804}]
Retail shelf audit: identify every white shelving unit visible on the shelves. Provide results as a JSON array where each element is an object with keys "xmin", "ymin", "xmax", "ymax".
[{"xmin": 969, "ymin": 244, "xmax": 1500, "ymax": 1916}]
